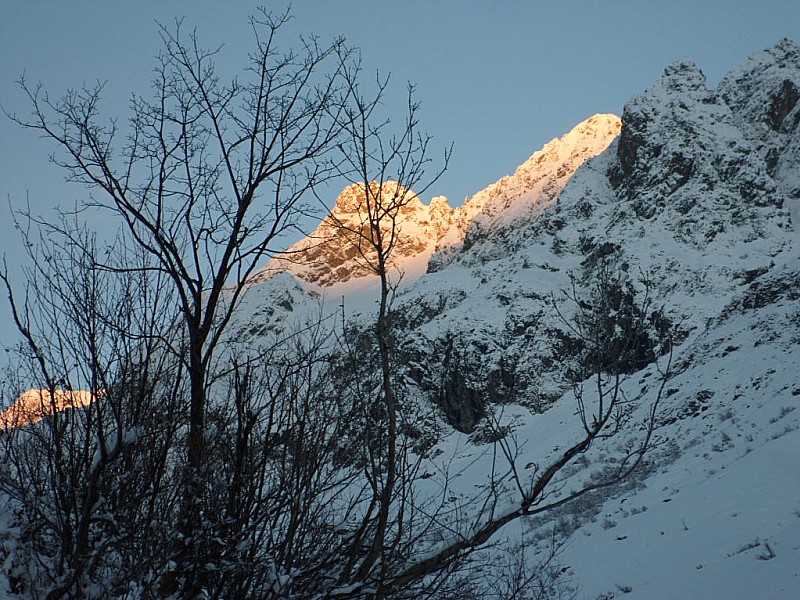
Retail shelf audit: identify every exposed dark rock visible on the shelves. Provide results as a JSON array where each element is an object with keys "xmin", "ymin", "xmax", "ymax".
[{"xmin": 769, "ymin": 79, "xmax": 800, "ymax": 131}]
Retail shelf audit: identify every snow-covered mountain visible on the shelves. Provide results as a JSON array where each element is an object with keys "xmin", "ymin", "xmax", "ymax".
[
  {"xmin": 1, "ymin": 39, "xmax": 780, "ymax": 598},
  {"xmin": 252, "ymin": 181, "xmax": 456, "ymax": 288},
  {"xmin": 226, "ymin": 39, "xmax": 800, "ymax": 598}
]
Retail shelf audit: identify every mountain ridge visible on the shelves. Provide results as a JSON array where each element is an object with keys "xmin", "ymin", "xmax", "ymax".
[
  {"xmin": 252, "ymin": 113, "xmax": 622, "ymax": 289},
  {"xmin": 226, "ymin": 39, "xmax": 799, "ymax": 597}
]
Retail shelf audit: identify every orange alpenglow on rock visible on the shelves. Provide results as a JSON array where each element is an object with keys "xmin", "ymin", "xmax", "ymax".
[
  {"xmin": 249, "ymin": 114, "xmax": 621, "ymax": 289},
  {"xmin": 0, "ymin": 388, "xmax": 104, "ymax": 429},
  {"xmin": 254, "ymin": 180, "xmax": 455, "ymax": 288}
]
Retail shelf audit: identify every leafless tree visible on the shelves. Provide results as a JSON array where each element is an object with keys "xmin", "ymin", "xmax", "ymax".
[
  {"xmin": 3, "ymin": 8, "xmax": 367, "ymax": 595},
  {"xmin": 0, "ymin": 214, "xmax": 183, "ymax": 598},
  {"xmin": 318, "ymin": 70, "xmax": 452, "ymax": 593}
]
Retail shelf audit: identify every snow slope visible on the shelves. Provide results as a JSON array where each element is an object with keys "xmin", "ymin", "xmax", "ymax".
[
  {"xmin": 551, "ymin": 266, "xmax": 800, "ymax": 599},
  {"xmin": 221, "ymin": 39, "xmax": 800, "ymax": 598}
]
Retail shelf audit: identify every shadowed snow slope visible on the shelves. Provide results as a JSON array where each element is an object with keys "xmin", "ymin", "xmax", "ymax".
[{"xmin": 225, "ymin": 40, "xmax": 800, "ymax": 598}]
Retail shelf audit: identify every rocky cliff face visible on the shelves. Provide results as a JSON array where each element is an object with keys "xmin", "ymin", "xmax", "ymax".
[
  {"xmin": 610, "ymin": 51, "xmax": 795, "ymax": 246},
  {"xmin": 717, "ymin": 39, "xmax": 800, "ymax": 226},
  {"xmin": 239, "ymin": 41, "xmax": 798, "ymax": 433}
]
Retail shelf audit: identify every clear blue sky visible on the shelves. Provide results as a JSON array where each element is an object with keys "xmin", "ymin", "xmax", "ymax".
[{"xmin": 1, "ymin": 1, "xmax": 800, "ymax": 355}]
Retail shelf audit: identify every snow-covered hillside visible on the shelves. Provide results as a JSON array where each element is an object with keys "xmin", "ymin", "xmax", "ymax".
[
  {"xmin": 3, "ymin": 40, "xmax": 797, "ymax": 599},
  {"xmin": 224, "ymin": 39, "xmax": 800, "ymax": 598}
]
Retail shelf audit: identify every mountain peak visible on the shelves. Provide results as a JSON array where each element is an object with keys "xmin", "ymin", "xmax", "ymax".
[
  {"xmin": 330, "ymin": 181, "xmax": 423, "ymax": 217},
  {"xmin": 258, "ymin": 181, "xmax": 454, "ymax": 288},
  {"xmin": 766, "ymin": 37, "xmax": 800, "ymax": 59},
  {"xmin": 747, "ymin": 37, "xmax": 800, "ymax": 70},
  {"xmin": 660, "ymin": 58, "xmax": 708, "ymax": 92},
  {"xmin": 718, "ymin": 39, "xmax": 800, "ymax": 134}
]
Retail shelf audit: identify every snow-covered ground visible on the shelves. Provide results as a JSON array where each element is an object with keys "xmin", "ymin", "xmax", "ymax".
[{"xmin": 530, "ymin": 276, "xmax": 799, "ymax": 599}]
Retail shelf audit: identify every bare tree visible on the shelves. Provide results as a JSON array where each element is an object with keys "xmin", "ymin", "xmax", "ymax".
[
  {"xmin": 0, "ymin": 215, "xmax": 183, "ymax": 598},
  {"xmin": 0, "ymin": 219, "xmax": 373, "ymax": 598},
  {"xmin": 4, "ymin": 8, "xmax": 365, "ymax": 595},
  {"xmin": 320, "ymin": 72, "xmax": 451, "ymax": 593}
]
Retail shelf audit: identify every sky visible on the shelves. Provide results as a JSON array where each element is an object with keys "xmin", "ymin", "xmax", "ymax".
[{"xmin": 1, "ymin": 0, "xmax": 800, "ymax": 359}]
